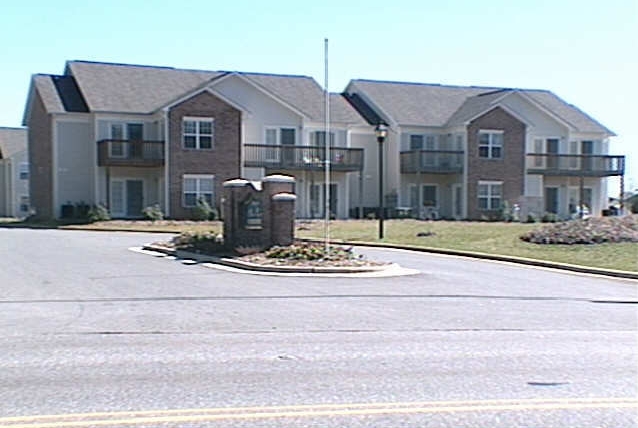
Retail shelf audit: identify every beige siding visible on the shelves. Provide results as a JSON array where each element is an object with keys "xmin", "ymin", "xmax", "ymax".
[{"xmin": 56, "ymin": 121, "xmax": 92, "ymax": 215}]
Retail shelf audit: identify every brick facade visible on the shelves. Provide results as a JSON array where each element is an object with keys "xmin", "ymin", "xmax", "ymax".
[
  {"xmin": 466, "ymin": 107, "xmax": 526, "ymax": 220},
  {"xmin": 168, "ymin": 91, "xmax": 241, "ymax": 219},
  {"xmin": 27, "ymin": 91, "xmax": 53, "ymax": 219}
]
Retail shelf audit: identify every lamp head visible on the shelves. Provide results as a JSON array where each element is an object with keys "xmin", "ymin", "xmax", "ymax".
[{"xmin": 375, "ymin": 123, "xmax": 387, "ymax": 143}]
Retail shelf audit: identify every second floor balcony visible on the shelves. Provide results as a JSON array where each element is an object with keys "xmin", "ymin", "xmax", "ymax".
[
  {"xmin": 97, "ymin": 140, "xmax": 165, "ymax": 167},
  {"xmin": 400, "ymin": 150, "xmax": 464, "ymax": 174},
  {"xmin": 244, "ymin": 144, "xmax": 364, "ymax": 172},
  {"xmin": 526, "ymin": 154, "xmax": 625, "ymax": 177}
]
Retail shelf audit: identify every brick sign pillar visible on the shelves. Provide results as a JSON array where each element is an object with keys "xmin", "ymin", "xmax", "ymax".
[{"xmin": 222, "ymin": 175, "xmax": 296, "ymax": 251}]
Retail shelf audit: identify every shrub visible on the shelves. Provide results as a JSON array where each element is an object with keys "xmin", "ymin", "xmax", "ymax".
[
  {"xmin": 193, "ymin": 198, "xmax": 217, "ymax": 221},
  {"xmin": 87, "ymin": 204, "xmax": 111, "ymax": 222},
  {"xmin": 265, "ymin": 242, "xmax": 357, "ymax": 261},
  {"xmin": 631, "ymin": 198, "xmax": 638, "ymax": 214},
  {"xmin": 526, "ymin": 213, "xmax": 539, "ymax": 223},
  {"xmin": 541, "ymin": 212, "xmax": 559, "ymax": 223},
  {"xmin": 501, "ymin": 201, "xmax": 512, "ymax": 222},
  {"xmin": 171, "ymin": 230, "xmax": 225, "ymax": 253},
  {"xmin": 142, "ymin": 204, "xmax": 164, "ymax": 221}
]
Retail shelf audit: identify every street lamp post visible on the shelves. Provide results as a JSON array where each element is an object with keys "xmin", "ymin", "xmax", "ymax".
[{"xmin": 375, "ymin": 124, "xmax": 387, "ymax": 239}]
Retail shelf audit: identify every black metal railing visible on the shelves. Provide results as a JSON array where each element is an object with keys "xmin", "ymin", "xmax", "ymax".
[
  {"xmin": 244, "ymin": 144, "xmax": 363, "ymax": 172},
  {"xmin": 526, "ymin": 154, "xmax": 625, "ymax": 176},
  {"xmin": 400, "ymin": 150, "xmax": 464, "ymax": 174},
  {"xmin": 97, "ymin": 140, "xmax": 164, "ymax": 167}
]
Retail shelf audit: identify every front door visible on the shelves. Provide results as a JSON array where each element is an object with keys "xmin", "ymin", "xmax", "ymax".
[
  {"xmin": 544, "ymin": 187, "xmax": 559, "ymax": 214},
  {"xmin": 127, "ymin": 124, "xmax": 144, "ymax": 158},
  {"xmin": 126, "ymin": 180, "xmax": 144, "ymax": 217},
  {"xmin": 546, "ymin": 138, "xmax": 559, "ymax": 169},
  {"xmin": 281, "ymin": 128, "xmax": 296, "ymax": 166},
  {"xmin": 453, "ymin": 184, "xmax": 462, "ymax": 219},
  {"xmin": 581, "ymin": 140, "xmax": 593, "ymax": 171},
  {"xmin": 310, "ymin": 183, "xmax": 337, "ymax": 218}
]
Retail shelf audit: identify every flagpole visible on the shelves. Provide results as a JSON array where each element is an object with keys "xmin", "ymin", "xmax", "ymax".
[{"xmin": 324, "ymin": 37, "xmax": 330, "ymax": 253}]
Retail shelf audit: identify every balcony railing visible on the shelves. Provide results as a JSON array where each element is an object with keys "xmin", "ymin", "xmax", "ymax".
[
  {"xmin": 526, "ymin": 154, "xmax": 625, "ymax": 177},
  {"xmin": 244, "ymin": 144, "xmax": 364, "ymax": 172},
  {"xmin": 400, "ymin": 150, "xmax": 464, "ymax": 174},
  {"xmin": 97, "ymin": 140, "xmax": 164, "ymax": 167}
]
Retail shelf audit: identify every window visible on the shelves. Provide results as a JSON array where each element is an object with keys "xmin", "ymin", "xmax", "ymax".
[
  {"xmin": 19, "ymin": 162, "xmax": 29, "ymax": 180},
  {"xmin": 19, "ymin": 195, "xmax": 29, "ymax": 212},
  {"xmin": 422, "ymin": 185, "xmax": 438, "ymax": 207},
  {"xmin": 110, "ymin": 124, "xmax": 124, "ymax": 140},
  {"xmin": 311, "ymin": 131, "xmax": 335, "ymax": 147},
  {"xmin": 478, "ymin": 181, "xmax": 502, "ymax": 210},
  {"xmin": 183, "ymin": 118, "xmax": 214, "ymax": 149},
  {"xmin": 409, "ymin": 135, "xmax": 423, "ymax": 150},
  {"xmin": 183, "ymin": 175, "xmax": 215, "ymax": 207},
  {"xmin": 478, "ymin": 131, "xmax": 503, "ymax": 159}
]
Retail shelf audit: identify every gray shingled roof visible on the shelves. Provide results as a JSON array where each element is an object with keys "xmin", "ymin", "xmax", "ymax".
[
  {"xmin": 349, "ymin": 80, "xmax": 493, "ymax": 127},
  {"xmin": 445, "ymin": 90, "xmax": 512, "ymax": 127},
  {"xmin": 32, "ymin": 75, "xmax": 65, "ymax": 113},
  {"xmin": 56, "ymin": 61, "xmax": 364, "ymax": 124},
  {"xmin": 0, "ymin": 127, "xmax": 27, "ymax": 159},
  {"xmin": 67, "ymin": 61, "xmax": 220, "ymax": 113},
  {"xmin": 241, "ymin": 73, "xmax": 365, "ymax": 124},
  {"xmin": 523, "ymin": 90, "xmax": 613, "ymax": 134},
  {"xmin": 348, "ymin": 79, "xmax": 613, "ymax": 134}
]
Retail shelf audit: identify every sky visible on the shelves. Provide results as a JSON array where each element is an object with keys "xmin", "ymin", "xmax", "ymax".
[{"xmin": 1, "ymin": 0, "xmax": 636, "ymax": 193}]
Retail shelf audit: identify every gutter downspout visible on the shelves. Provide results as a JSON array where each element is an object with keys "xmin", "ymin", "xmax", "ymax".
[{"xmin": 163, "ymin": 108, "xmax": 170, "ymax": 218}]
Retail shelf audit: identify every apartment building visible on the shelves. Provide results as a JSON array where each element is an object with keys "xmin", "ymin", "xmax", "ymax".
[
  {"xmin": 0, "ymin": 127, "xmax": 29, "ymax": 218},
  {"xmin": 23, "ymin": 61, "xmax": 624, "ymax": 221},
  {"xmin": 23, "ymin": 61, "xmax": 370, "ymax": 220},
  {"xmin": 344, "ymin": 80, "xmax": 624, "ymax": 220}
]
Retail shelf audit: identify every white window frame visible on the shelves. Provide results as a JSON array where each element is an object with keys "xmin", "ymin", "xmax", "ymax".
[
  {"xmin": 478, "ymin": 130, "xmax": 503, "ymax": 159},
  {"xmin": 478, "ymin": 181, "xmax": 503, "ymax": 210},
  {"xmin": 19, "ymin": 162, "xmax": 29, "ymax": 180},
  {"xmin": 109, "ymin": 123, "xmax": 126, "ymax": 158},
  {"xmin": 182, "ymin": 174, "xmax": 215, "ymax": 208},
  {"xmin": 182, "ymin": 117, "xmax": 214, "ymax": 150}
]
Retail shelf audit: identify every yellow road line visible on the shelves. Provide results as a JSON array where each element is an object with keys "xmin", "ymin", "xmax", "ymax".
[{"xmin": 2, "ymin": 397, "xmax": 636, "ymax": 427}]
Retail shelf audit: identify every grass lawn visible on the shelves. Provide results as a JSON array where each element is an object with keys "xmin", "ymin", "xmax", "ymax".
[
  {"xmin": 296, "ymin": 219, "xmax": 638, "ymax": 273},
  {"xmin": 2, "ymin": 217, "xmax": 635, "ymax": 272}
]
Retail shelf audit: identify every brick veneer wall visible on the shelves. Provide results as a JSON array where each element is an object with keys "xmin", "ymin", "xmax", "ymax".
[
  {"xmin": 168, "ymin": 91, "xmax": 241, "ymax": 219},
  {"xmin": 28, "ymin": 90, "xmax": 54, "ymax": 219},
  {"xmin": 466, "ymin": 107, "xmax": 526, "ymax": 220},
  {"xmin": 222, "ymin": 176, "xmax": 296, "ymax": 250}
]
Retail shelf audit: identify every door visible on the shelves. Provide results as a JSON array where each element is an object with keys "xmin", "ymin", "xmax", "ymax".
[
  {"xmin": 126, "ymin": 180, "xmax": 144, "ymax": 217},
  {"xmin": 544, "ymin": 187, "xmax": 559, "ymax": 214},
  {"xmin": 546, "ymin": 138, "xmax": 559, "ymax": 169},
  {"xmin": 310, "ymin": 183, "xmax": 337, "ymax": 218},
  {"xmin": 127, "ymin": 124, "xmax": 144, "ymax": 158},
  {"xmin": 280, "ymin": 128, "xmax": 296, "ymax": 166},
  {"xmin": 453, "ymin": 184, "xmax": 462, "ymax": 219},
  {"xmin": 581, "ymin": 140, "xmax": 593, "ymax": 171}
]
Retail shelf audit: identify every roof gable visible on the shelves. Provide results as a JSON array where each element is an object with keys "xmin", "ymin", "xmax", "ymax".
[{"xmin": 0, "ymin": 127, "xmax": 27, "ymax": 159}]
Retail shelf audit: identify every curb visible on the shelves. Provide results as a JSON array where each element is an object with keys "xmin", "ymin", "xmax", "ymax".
[
  {"xmin": 298, "ymin": 238, "xmax": 638, "ymax": 281},
  {"xmin": 142, "ymin": 245, "xmax": 395, "ymax": 274}
]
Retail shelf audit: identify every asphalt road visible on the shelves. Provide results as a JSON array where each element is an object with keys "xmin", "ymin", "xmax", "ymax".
[{"xmin": 0, "ymin": 228, "xmax": 636, "ymax": 427}]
